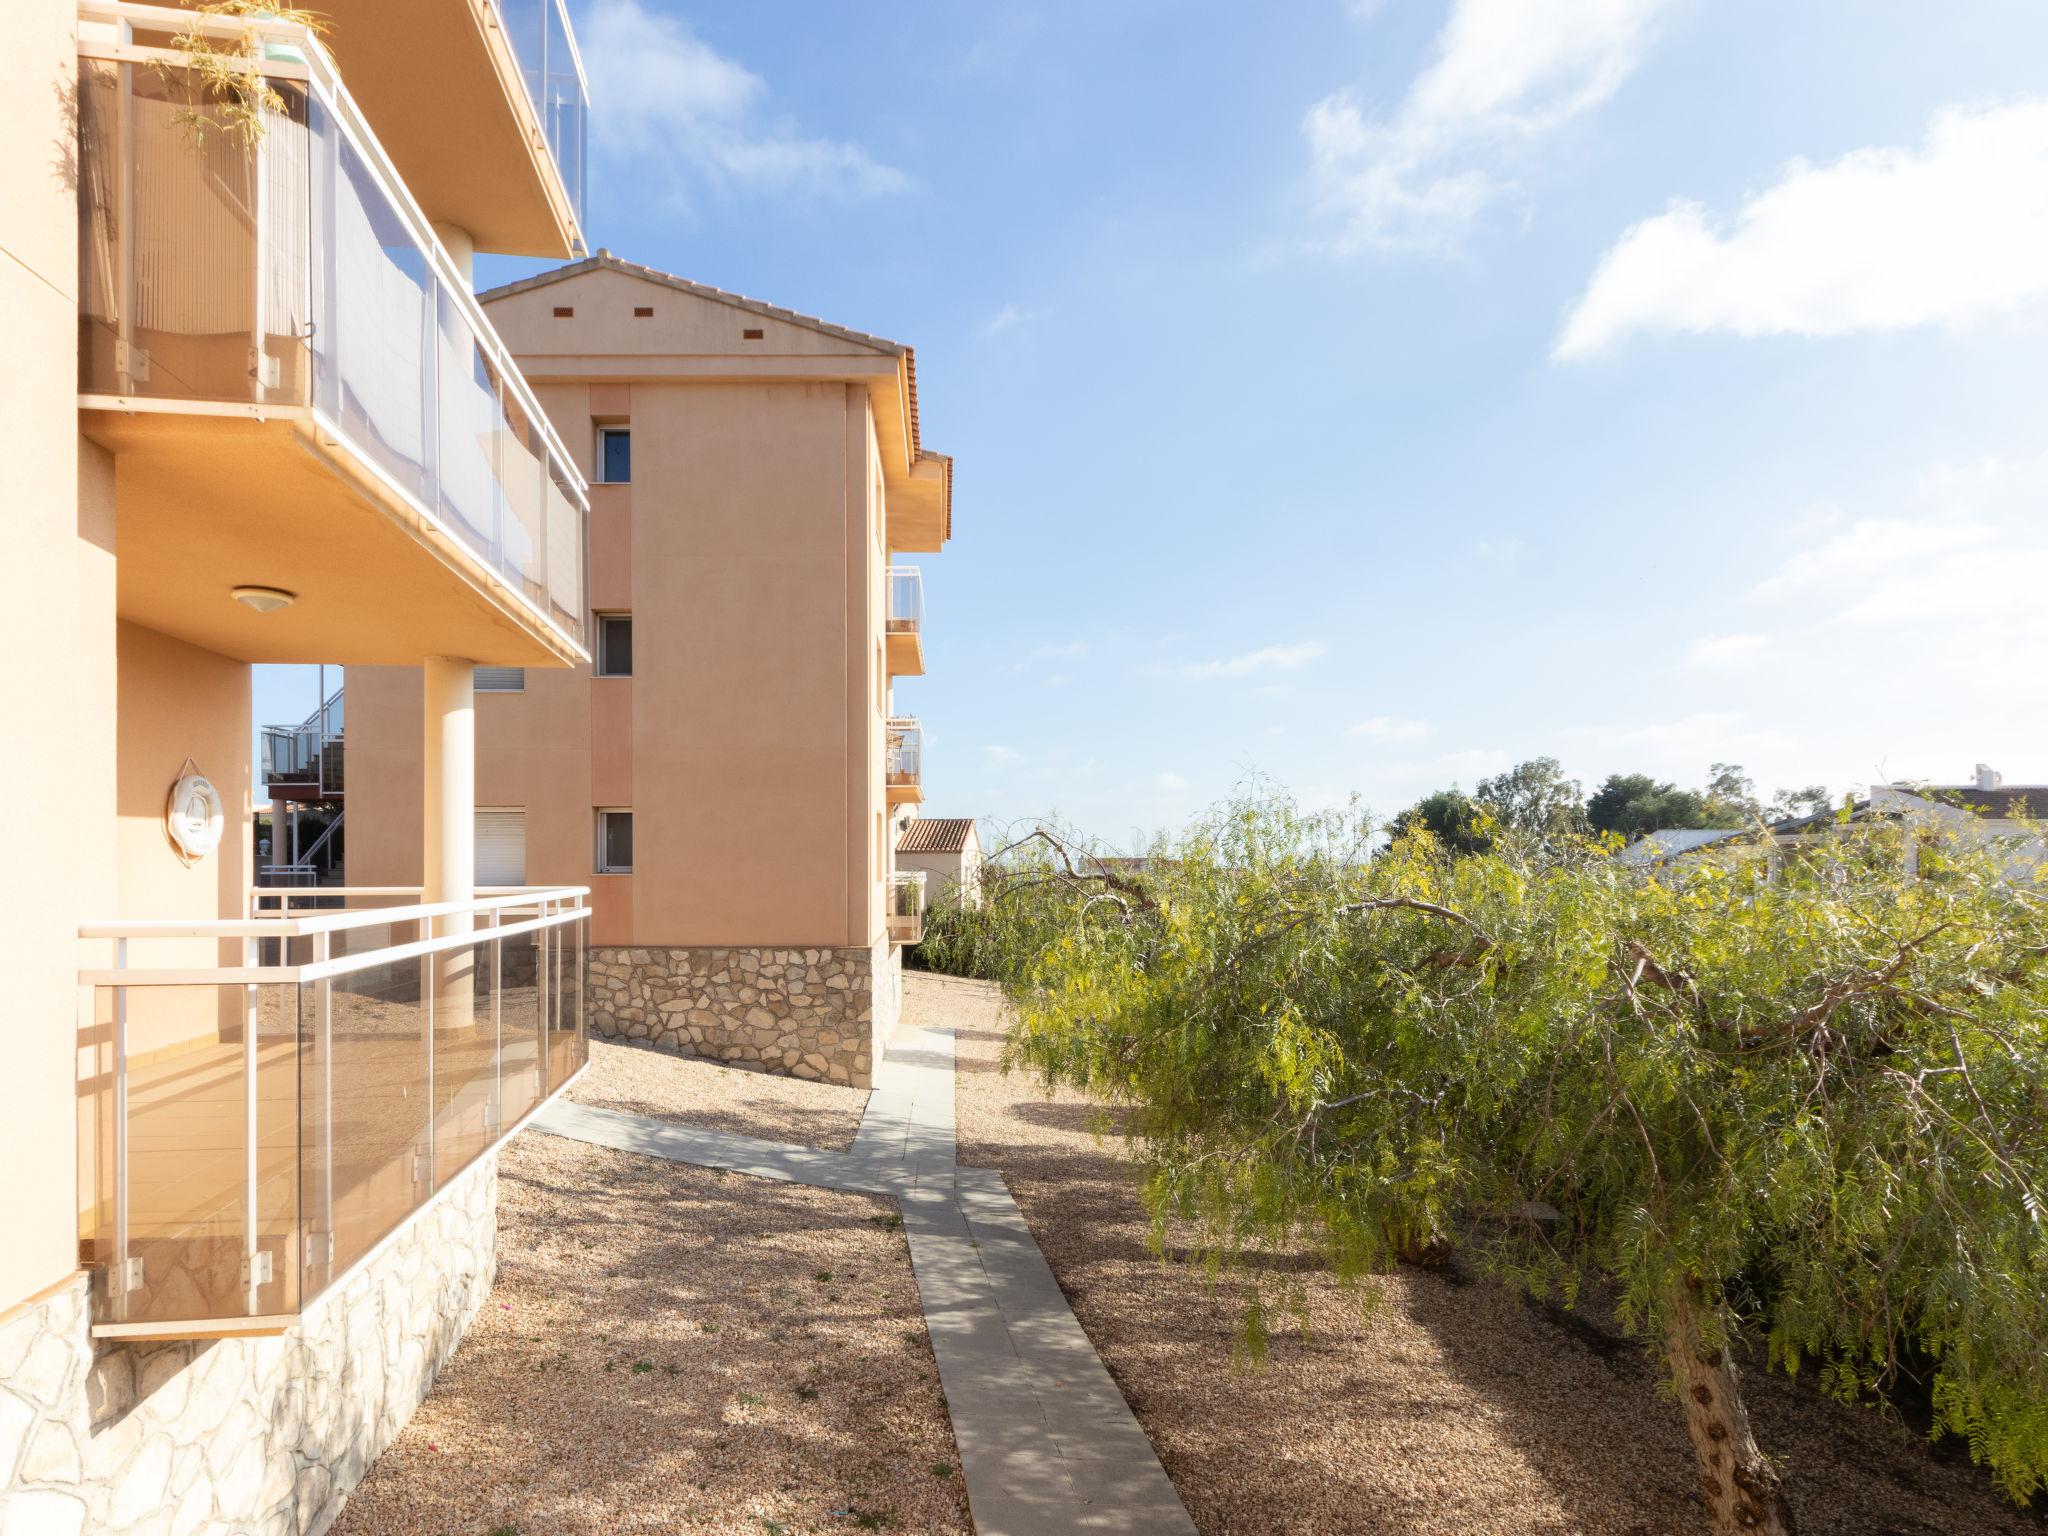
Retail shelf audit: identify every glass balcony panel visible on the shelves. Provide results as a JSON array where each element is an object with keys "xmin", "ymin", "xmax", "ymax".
[
  {"xmin": 99, "ymin": 982, "xmax": 301, "ymax": 1325},
  {"xmin": 546, "ymin": 920, "xmax": 587, "ymax": 1091},
  {"xmin": 496, "ymin": 381, "xmax": 550, "ymax": 612},
  {"xmin": 333, "ymin": 131, "xmax": 434, "ymax": 505},
  {"xmin": 430, "ymin": 940, "xmax": 500, "ymax": 1187},
  {"xmin": 542, "ymin": 0, "xmax": 588, "ymax": 230},
  {"xmin": 77, "ymin": 63, "xmax": 315, "ymax": 405},
  {"xmin": 499, "ymin": 924, "xmax": 546, "ymax": 1128},
  {"xmin": 546, "ymin": 465, "xmax": 586, "ymax": 641},
  {"xmin": 435, "ymin": 287, "xmax": 501, "ymax": 558},
  {"xmin": 320, "ymin": 955, "xmax": 431, "ymax": 1280}
]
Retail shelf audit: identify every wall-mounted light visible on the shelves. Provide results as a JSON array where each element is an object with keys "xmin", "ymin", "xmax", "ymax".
[{"xmin": 232, "ymin": 585, "xmax": 296, "ymax": 614}]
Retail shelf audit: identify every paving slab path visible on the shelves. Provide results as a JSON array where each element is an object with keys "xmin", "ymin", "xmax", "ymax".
[{"xmin": 536, "ymin": 1003, "xmax": 1198, "ymax": 1536}]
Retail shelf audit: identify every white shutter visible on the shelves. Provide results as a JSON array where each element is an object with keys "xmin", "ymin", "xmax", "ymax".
[{"xmin": 474, "ymin": 808, "xmax": 526, "ymax": 887}]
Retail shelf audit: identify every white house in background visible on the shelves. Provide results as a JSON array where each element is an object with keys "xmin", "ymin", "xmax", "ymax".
[
  {"xmin": 897, "ymin": 817, "xmax": 984, "ymax": 906},
  {"xmin": 1622, "ymin": 764, "xmax": 2045, "ymax": 878}
]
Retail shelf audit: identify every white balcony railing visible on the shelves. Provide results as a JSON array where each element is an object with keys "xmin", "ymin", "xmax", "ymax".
[
  {"xmin": 887, "ymin": 718, "xmax": 924, "ymax": 798},
  {"xmin": 887, "ymin": 870, "xmax": 927, "ymax": 945},
  {"xmin": 887, "ymin": 566, "xmax": 924, "ymax": 634},
  {"xmin": 77, "ymin": 887, "xmax": 590, "ymax": 1339},
  {"xmin": 75, "ymin": 2, "xmax": 590, "ymax": 651}
]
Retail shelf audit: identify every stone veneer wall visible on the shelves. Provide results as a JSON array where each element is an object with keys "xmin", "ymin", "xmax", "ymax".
[
  {"xmin": 0, "ymin": 1152, "xmax": 497, "ymax": 1536},
  {"xmin": 588, "ymin": 945, "xmax": 893, "ymax": 1088}
]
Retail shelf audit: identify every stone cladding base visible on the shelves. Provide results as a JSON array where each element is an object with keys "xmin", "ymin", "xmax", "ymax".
[
  {"xmin": 0, "ymin": 1152, "xmax": 497, "ymax": 1536},
  {"xmin": 588, "ymin": 942, "xmax": 903, "ymax": 1090}
]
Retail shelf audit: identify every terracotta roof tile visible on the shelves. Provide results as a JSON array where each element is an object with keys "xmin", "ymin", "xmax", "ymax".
[{"xmin": 897, "ymin": 818, "xmax": 976, "ymax": 855}]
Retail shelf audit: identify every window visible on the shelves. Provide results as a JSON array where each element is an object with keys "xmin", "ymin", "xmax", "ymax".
[
  {"xmin": 596, "ymin": 613, "xmax": 633, "ymax": 677},
  {"xmin": 597, "ymin": 809, "xmax": 633, "ymax": 874},
  {"xmin": 475, "ymin": 808, "xmax": 526, "ymax": 887},
  {"xmin": 474, "ymin": 666, "xmax": 525, "ymax": 692},
  {"xmin": 597, "ymin": 426, "xmax": 631, "ymax": 484}
]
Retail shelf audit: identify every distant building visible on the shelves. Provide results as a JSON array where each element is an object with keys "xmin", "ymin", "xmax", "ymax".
[
  {"xmin": 1621, "ymin": 764, "xmax": 2044, "ymax": 879},
  {"xmin": 898, "ymin": 818, "xmax": 984, "ymax": 906}
]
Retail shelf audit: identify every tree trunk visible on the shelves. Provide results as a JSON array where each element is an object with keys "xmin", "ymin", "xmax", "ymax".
[{"xmin": 1665, "ymin": 1283, "xmax": 1795, "ymax": 1536}]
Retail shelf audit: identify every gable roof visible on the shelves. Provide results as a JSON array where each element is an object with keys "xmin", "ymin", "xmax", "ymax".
[
  {"xmin": 479, "ymin": 249, "xmax": 936, "ymax": 462},
  {"xmin": 898, "ymin": 818, "xmax": 977, "ymax": 855}
]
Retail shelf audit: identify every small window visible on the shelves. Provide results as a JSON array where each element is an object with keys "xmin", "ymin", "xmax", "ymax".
[
  {"xmin": 597, "ymin": 809, "xmax": 634, "ymax": 874},
  {"xmin": 595, "ymin": 613, "xmax": 633, "ymax": 677},
  {"xmin": 474, "ymin": 666, "xmax": 525, "ymax": 692},
  {"xmin": 597, "ymin": 426, "xmax": 631, "ymax": 484},
  {"xmin": 476, "ymin": 808, "xmax": 526, "ymax": 887}
]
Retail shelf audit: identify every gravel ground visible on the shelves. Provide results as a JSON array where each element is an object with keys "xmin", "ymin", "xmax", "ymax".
[
  {"xmin": 930, "ymin": 970, "xmax": 2043, "ymax": 1536},
  {"xmin": 332, "ymin": 1134, "xmax": 969, "ymax": 1536},
  {"xmin": 569, "ymin": 1036, "xmax": 871, "ymax": 1151}
]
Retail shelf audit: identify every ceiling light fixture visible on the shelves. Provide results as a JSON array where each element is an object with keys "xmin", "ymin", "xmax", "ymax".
[{"xmin": 231, "ymin": 585, "xmax": 296, "ymax": 614}]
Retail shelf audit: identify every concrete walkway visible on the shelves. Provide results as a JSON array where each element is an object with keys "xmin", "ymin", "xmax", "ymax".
[{"xmin": 536, "ymin": 1008, "xmax": 1197, "ymax": 1536}]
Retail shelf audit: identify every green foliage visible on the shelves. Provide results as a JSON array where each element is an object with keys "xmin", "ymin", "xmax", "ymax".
[
  {"xmin": 909, "ymin": 828, "xmax": 1109, "ymax": 982},
  {"xmin": 1587, "ymin": 772, "xmax": 1731, "ymax": 838},
  {"xmin": 1476, "ymin": 756, "xmax": 1590, "ymax": 850},
  {"xmin": 993, "ymin": 791, "xmax": 2048, "ymax": 1506},
  {"xmin": 1387, "ymin": 788, "xmax": 1496, "ymax": 856}
]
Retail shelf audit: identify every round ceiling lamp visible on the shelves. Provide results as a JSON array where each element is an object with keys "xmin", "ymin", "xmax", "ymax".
[{"xmin": 231, "ymin": 585, "xmax": 296, "ymax": 614}]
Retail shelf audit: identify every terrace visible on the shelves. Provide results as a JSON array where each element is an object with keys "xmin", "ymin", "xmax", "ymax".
[{"xmin": 77, "ymin": 887, "xmax": 590, "ymax": 1340}]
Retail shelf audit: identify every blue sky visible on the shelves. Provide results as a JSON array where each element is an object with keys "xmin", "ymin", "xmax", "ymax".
[{"xmin": 258, "ymin": 0, "xmax": 2048, "ymax": 849}]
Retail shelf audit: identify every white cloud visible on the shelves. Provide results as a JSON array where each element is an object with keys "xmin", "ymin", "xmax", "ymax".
[
  {"xmin": 1474, "ymin": 537, "xmax": 1524, "ymax": 562},
  {"xmin": 1347, "ymin": 715, "xmax": 1432, "ymax": 742},
  {"xmin": 583, "ymin": 0, "xmax": 912, "ymax": 208},
  {"xmin": 1182, "ymin": 641, "xmax": 1328, "ymax": 680},
  {"xmin": 982, "ymin": 745, "xmax": 1024, "ymax": 766},
  {"xmin": 1306, "ymin": 0, "xmax": 1671, "ymax": 254},
  {"xmin": 981, "ymin": 302, "xmax": 1046, "ymax": 335},
  {"xmin": 1436, "ymin": 747, "xmax": 1511, "ymax": 779},
  {"xmin": 1558, "ymin": 100, "xmax": 2048, "ymax": 358},
  {"xmin": 1157, "ymin": 770, "xmax": 1190, "ymax": 791},
  {"xmin": 1685, "ymin": 633, "xmax": 1769, "ymax": 670}
]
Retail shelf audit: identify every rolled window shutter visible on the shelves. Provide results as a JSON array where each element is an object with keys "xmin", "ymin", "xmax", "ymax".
[{"xmin": 475, "ymin": 808, "xmax": 526, "ymax": 887}]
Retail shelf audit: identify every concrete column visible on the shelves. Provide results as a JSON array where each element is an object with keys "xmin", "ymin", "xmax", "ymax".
[
  {"xmin": 431, "ymin": 222, "xmax": 475, "ymax": 288},
  {"xmin": 421, "ymin": 657, "xmax": 475, "ymax": 907},
  {"xmin": 423, "ymin": 657, "xmax": 476, "ymax": 1031}
]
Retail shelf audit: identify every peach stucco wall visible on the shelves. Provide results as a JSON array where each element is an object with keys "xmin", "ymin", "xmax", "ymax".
[
  {"xmin": 0, "ymin": 0, "xmax": 105, "ymax": 1313},
  {"xmin": 346, "ymin": 264, "xmax": 906, "ymax": 953}
]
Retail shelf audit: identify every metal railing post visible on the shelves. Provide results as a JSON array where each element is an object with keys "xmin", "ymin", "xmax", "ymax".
[
  {"xmin": 244, "ymin": 936, "xmax": 261, "ymax": 1315},
  {"xmin": 315, "ymin": 931, "xmax": 334, "ymax": 1291},
  {"xmin": 112, "ymin": 939, "xmax": 130, "ymax": 1317}
]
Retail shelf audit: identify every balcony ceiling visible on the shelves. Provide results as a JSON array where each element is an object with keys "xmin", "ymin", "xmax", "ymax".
[
  {"xmin": 86, "ymin": 410, "xmax": 583, "ymax": 667},
  {"xmin": 316, "ymin": 0, "xmax": 579, "ymax": 258}
]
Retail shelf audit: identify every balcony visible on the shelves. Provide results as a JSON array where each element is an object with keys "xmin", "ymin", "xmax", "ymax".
[
  {"xmin": 78, "ymin": 888, "xmax": 590, "ymax": 1339},
  {"xmin": 262, "ymin": 684, "xmax": 346, "ymax": 802},
  {"xmin": 887, "ymin": 871, "xmax": 927, "ymax": 946},
  {"xmin": 75, "ymin": 13, "xmax": 589, "ymax": 668},
  {"xmin": 886, "ymin": 566, "xmax": 925, "ymax": 676},
  {"xmin": 224, "ymin": 0, "xmax": 588, "ymax": 258},
  {"xmin": 887, "ymin": 718, "xmax": 924, "ymax": 807}
]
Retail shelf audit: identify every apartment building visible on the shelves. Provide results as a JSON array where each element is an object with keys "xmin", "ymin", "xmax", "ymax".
[
  {"xmin": 2, "ymin": 2, "xmax": 597, "ymax": 1529},
  {"xmin": 345, "ymin": 252, "xmax": 956, "ymax": 1091}
]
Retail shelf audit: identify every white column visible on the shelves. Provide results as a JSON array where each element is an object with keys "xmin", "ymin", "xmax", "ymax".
[
  {"xmin": 431, "ymin": 222, "xmax": 476, "ymax": 288},
  {"xmin": 423, "ymin": 657, "xmax": 476, "ymax": 1030},
  {"xmin": 421, "ymin": 657, "xmax": 475, "ymax": 907}
]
